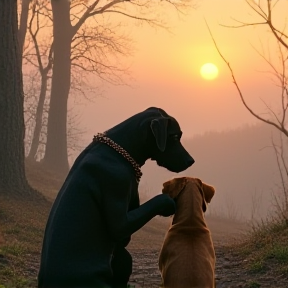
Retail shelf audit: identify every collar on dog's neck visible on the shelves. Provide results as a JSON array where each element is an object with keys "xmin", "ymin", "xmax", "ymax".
[{"xmin": 93, "ymin": 132, "xmax": 142, "ymax": 184}]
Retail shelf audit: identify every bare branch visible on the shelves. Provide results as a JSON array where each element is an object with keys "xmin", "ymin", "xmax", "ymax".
[
  {"xmin": 220, "ymin": 0, "xmax": 288, "ymax": 50},
  {"xmin": 205, "ymin": 19, "xmax": 288, "ymax": 137}
]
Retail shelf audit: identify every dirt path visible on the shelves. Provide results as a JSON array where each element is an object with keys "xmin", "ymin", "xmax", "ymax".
[
  {"xmin": 127, "ymin": 217, "xmax": 288, "ymax": 288},
  {"xmin": 128, "ymin": 246, "xmax": 287, "ymax": 288}
]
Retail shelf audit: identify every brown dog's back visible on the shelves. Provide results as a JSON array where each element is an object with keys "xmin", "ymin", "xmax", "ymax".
[{"xmin": 159, "ymin": 177, "xmax": 216, "ymax": 288}]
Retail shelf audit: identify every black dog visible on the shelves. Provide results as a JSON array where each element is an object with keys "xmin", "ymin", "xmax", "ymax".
[{"xmin": 38, "ymin": 107, "xmax": 194, "ymax": 288}]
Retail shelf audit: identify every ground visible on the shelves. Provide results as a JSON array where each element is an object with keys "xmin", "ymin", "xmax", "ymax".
[{"xmin": 0, "ymin": 161, "xmax": 288, "ymax": 287}]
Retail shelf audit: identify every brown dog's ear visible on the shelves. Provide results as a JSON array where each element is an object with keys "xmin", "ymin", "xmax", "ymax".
[
  {"xmin": 202, "ymin": 183, "xmax": 215, "ymax": 204},
  {"xmin": 162, "ymin": 177, "xmax": 187, "ymax": 199},
  {"xmin": 150, "ymin": 118, "xmax": 169, "ymax": 152},
  {"xmin": 195, "ymin": 178, "xmax": 215, "ymax": 212}
]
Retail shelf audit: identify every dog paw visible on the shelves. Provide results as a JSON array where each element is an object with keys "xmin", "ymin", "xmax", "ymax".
[{"xmin": 155, "ymin": 194, "xmax": 176, "ymax": 217}]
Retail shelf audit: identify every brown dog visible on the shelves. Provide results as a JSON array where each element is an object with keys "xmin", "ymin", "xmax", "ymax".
[{"xmin": 158, "ymin": 177, "xmax": 216, "ymax": 288}]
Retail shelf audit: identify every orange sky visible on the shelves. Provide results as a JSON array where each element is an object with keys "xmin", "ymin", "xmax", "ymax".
[{"xmin": 71, "ymin": 0, "xmax": 287, "ymax": 142}]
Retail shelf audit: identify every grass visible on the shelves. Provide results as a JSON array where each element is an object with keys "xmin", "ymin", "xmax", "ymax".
[
  {"xmin": 268, "ymin": 244, "xmax": 288, "ymax": 264},
  {"xmin": 248, "ymin": 281, "xmax": 261, "ymax": 288},
  {"xmin": 235, "ymin": 216, "xmax": 288, "ymax": 279},
  {"xmin": 249, "ymin": 259, "xmax": 265, "ymax": 273},
  {"xmin": 0, "ymin": 194, "xmax": 51, "ymax": 287},
  {"xmin": 0, "ymin": 161, "xmax": 55, "ymax": 288}
]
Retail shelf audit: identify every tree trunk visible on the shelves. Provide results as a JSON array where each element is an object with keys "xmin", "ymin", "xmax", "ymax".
[
  {"xmin": 0, "ymin": 0, "xmax": 30, "ymax": 195},
  {"xmin": 42, "ymin": 0, "xmax": 72, "ymax": 175},
  {"xmin": 18, "ymin": 0, "xmax": 30, "ymax": 56},
  {"xmin": 27, "ymin": 73, "xmax": 49, "ymax": 160}
]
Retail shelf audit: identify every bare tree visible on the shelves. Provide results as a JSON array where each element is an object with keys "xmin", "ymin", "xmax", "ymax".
[
  {"xmin": 21, "ymin": 0, "xmax": 133, "ymax": 167},
  {"xmin": 0, "ymin": 0, "xmax": 31, "ymax": 196},
  {"xmin": 18, "ymin": 0, "xmax": 32, "ymax": 56},
  {"xmin": 270, "ymin": 134, "xmax": 288, "ymax": 222},
  {"xmin": 24, "ymin": 69, "xmax": 88, "ymax": 164},
  {"xmin": 23, "ymin": 0, "xmax": 54, "ymax": 160},
  {"xmin": 250, "ymin": 189, "xmax": 263, "ymax": 223},
  {"xmin": 207, "ymin": 0, "xmax": 288, "ymax": 221},
  {"xmin": 41, "ymin": 0, "xmax": 193, "ymax": 175},
  {"xmin": 208, "ymin": 0, "xmax": 288, "ymax": 137}
]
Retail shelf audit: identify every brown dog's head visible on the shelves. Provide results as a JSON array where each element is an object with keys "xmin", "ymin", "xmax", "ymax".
[{"xmin": 162, "ymin": 177, "xmax": 215, "ymax": 212}]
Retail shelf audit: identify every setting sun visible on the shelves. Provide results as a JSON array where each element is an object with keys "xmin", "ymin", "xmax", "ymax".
[{"xmin": 200, "ymin": 63, "xmax": 219, "ymax": 80}]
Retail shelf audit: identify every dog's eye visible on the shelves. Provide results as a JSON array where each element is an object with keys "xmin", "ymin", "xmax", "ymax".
[{"xmin": 172, "ymin": 135, "xmax": 180, "ymax": 141}]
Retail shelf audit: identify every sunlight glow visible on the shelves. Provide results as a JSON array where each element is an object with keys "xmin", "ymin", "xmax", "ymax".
[{"xmin": 200, "ymin": 63, "xmax": 219, "ymax": 80}]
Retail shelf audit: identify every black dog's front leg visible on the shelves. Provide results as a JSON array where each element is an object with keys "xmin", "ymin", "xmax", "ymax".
[
  {"xmin": 102, "ymin": 179, "xmax": 175, "ymax": 241},
  {"xmin": 98, "ymin": 174, "xmax": 175, "ymax": 287},
  {"xmin": 111, "ymin": 245, "xmax": 132, "ymax": 288},
  {"xmin": 108, "ymin": 195, "xmax": 174, "ymax": 287}
]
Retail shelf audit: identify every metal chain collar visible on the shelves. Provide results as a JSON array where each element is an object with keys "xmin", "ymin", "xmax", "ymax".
[{"xmin": 93, "ymin": 132, "xmax": 142, "ymax": 184}]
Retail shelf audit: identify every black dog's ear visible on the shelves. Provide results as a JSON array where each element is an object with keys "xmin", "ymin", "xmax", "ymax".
[{"xmin": 150, "ymin": 118, "xmax": 169, "ymax": 152}]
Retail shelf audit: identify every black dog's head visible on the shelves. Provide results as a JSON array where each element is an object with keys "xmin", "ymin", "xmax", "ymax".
[
  {"xmin": 105, "ymin": 107, "xmax": 194, "ymax": 173},
  {"xmin": 146, "ymin": 107, "xmax": 194, "ymax": 173}
]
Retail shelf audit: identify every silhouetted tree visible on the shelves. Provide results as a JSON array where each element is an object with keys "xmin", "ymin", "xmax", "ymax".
[
  {"xmin": 208, "ymin": 0, "xmax": 288, "ymax": 218},
  {"xmin": 24, "ymin": 0, "xmax": 53, "ymax": 160},
  {"xmin": 21, "ymin": 0, "xmax": 130, "ymax": 166},
  {"xmin": 18, "ymin": 0, "xmax": 31, "ymax": 57},
  {"xmin": 0, "ymin": 0, "xmax": 30, "ymax": 196},
  {"xmin": 41, "ymin": 0, "xmax": 193, "ymax": 175},
  {"xmin": 210, "ymin": 0, "xmax": 288, "ymax": 137}
]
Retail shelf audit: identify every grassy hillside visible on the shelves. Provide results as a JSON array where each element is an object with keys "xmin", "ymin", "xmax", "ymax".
[
  {"xmin": 0, "ymin": 193, "xmax": 50, "ymax": 287},
  {"xmin": 0, "ymin": 161, "xmax": 54, "ymax": 287},
  {"xmin": 227, "ymin": 218, "xmax": 288, "ymax": 287}
]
